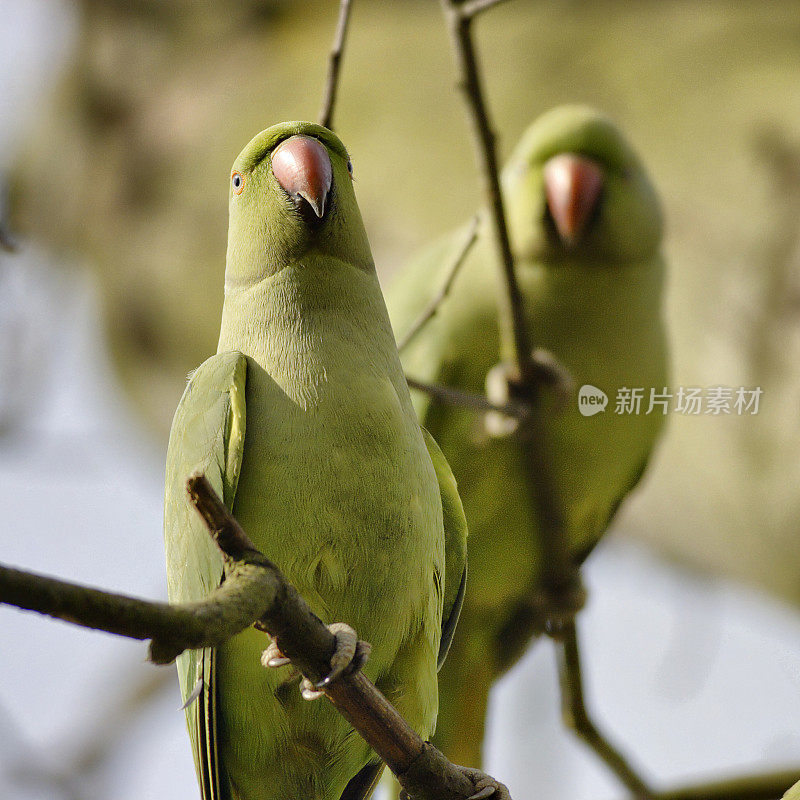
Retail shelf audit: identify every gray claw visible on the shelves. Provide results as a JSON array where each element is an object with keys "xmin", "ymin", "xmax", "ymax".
[
  {"xmin": 260, "ymin": 623, "xmax": 370, "ymax": 701},
  {"xmin": 303, "ymin": 622, "xmax": 370, "ymax": 701},
  {"xmin": 261, "ymin": 638, "xmax": 292, "ymax": 669},
  {"xmin": 460, "ymin": 767, "xmax": 511, "ymax": 800}
]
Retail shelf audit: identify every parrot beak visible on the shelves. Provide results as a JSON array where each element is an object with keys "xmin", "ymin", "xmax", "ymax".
[
  {"xmin": 543, "ymin": 153, "xmax": 604, "ymax": 246},
  {"xmin": 271, "ymin": 135, "xmax": 333, "ymax": 219}
]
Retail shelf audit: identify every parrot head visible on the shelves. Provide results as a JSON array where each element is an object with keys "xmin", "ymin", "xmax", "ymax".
[
  {"xmin": 502, "ymin": 105, "xmax": 663, "ymax": 265},
  {"xmin": 224, "ymin": 121, "xmax": 373, "ymax": 287}
]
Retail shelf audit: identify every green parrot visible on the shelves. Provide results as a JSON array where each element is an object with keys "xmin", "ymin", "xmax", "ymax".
[
  {"xmin": 163, "ymin": 121, "xmax": 467, "ymax": 800},
  {"xmin": 385, "ymin": 105, "xmax": 668, "ymax": 768}
]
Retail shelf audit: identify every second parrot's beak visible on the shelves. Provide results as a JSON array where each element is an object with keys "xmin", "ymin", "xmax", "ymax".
[
  {"xmin": 272, "ymin": 135, "xmax": 333, "ymax": 220},
  {"xmin": 543, "ymin": 153, "xmax": 604, "ymax": 246}
]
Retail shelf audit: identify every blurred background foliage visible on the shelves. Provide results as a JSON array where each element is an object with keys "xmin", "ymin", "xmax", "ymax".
[{"xmin": 7, "ymin": 0, "xmax": 800, "ymax": 608}]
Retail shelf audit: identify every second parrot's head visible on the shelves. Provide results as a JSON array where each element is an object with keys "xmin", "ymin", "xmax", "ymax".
[
  {"xmin": 502, "ymin": 105, "xmax": 663, "ymax": 265},
  {"xmin": 224, "ymin": 121, "xmax": 373, "ymax": 288}
]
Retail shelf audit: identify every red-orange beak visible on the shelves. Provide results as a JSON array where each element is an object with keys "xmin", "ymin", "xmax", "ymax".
[
  {"xmin": 543, "ymin": 153, "xmax": 604, "ymax": 246},
  {"xmin": 271, "ymin": 135, "xmax": 333, "ymax": 219}
]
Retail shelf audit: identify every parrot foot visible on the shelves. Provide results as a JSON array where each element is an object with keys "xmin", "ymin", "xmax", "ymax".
[
  {"xmin": 485, "ymin": 363, "xmax": 521, "ymax": 437},
  {"xmin": 301, "ymin": 622, "xmax": 371, "ymax": 700},
  {"xmin": 529, "ymin": 348, "xmax": 574, "ymax": 407},
  {"xmin": 398, "ymin": 768, "xmax": 510, "ymax": 800},
  {"xmin": 260, "ymin": 623, "xmax": 370, "ymax": 701},
  {"xmin": 459, "ymin": 767, "xmax": 511, "ymax": 800},
  {"xmin": 261, "ymin": 638, "xmax": 292, "ymax": 669},
  {"xmin": 484, "ymin": 351, "xmax": 574, "ymax": 437}
]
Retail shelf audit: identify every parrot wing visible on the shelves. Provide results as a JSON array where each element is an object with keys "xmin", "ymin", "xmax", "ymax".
[
  {"xmin": 421, "ymin": 427, "xmax": 468, "ymax": 670},
  {"xmin": 572, "ymin": 441, "xmax": 662, "ymax": 570},
  {"xmin": 164, "ymin": 351, "xmax": 248, "ymax": 800}
]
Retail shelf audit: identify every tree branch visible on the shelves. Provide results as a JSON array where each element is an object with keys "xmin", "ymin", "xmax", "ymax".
[
  {"xmin": 556, "ymin": 620, "xmax": 654, "ymax": 798},
  {"xmin": 0, "ymin": 223, "xmax": 16, "ymax": 252},
  {"xmin": 0, "ymin": 178, "xmax": 17, "ymax": 252},
  {"xmin": 439, "ymin": 0, "xmax": 532, "ymax": 384},
  {"xmin": 187, "ymin": 475, "xmax": 507, "ymax": 800},
  {"xmin": 654, "ymin": 771, "xmax": 800, "ymax": 800},
  {"xmin": 0, "ymin": 474, "xmax": 510, "ymax": 800},
  {"xmin": 457, "ymin": 0, "xmax": 512, "ymax": 20},
  {"xmin": 319, "ymin": 0, "xmax": 354, "ymax": 131},
  {"xmin": 406, "ymin": 375, "xmax": 529, "ymax": 420},
  {"xmin": 0, "ymin": 555, "xmax": 275, "ymax": 666},
  {"xmin": 439, "ymin": 0, "xmax": 576, "ymax": 605},
  {"xmin": 435, "ymin": 2, "xmax": 647, "ymax": 793},
  {"xmin": 398, "ymin": 215, "xmax": 479, "ymax": 352}
]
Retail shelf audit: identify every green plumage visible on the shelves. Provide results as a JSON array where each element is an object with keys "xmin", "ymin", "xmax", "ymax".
[
  {"xmin": 386, "ymin": 106, "xmax": 668, "ymax": 767},
  {"xmin": 164, "ymin": 121, "xmax": 467, "ymax": 800}
]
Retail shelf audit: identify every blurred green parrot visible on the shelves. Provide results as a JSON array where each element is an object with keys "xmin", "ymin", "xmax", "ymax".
[
  {"xmin": 386, "ymin": 105, "xmax": 668, "ymax": 768},
  {"xmin": 163, "ymin": 121, "xmax": 467, "ymax": 800}
]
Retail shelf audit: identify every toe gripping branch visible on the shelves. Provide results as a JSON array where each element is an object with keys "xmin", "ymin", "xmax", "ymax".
[
  {"xmin": 261, "ymin": 621, "xmax": 371, "ymax": 700},
  {"xmin": 314, "ymin": 622, "xmax": 372, "ymax": 686}
]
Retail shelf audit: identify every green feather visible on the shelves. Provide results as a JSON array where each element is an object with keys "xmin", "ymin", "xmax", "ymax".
[
  {"xmin": 164, "ymin": 351, "xmax": 247, "ymax": 799},
  {"xmin": 421, "ymin": 427, "xmax": 467, "ymax": 671}
]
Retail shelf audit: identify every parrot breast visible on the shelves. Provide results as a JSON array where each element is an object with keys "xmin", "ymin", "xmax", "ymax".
[{"xmin": 214, "ymin": 261, "xmax": 445, "ymax": 800}]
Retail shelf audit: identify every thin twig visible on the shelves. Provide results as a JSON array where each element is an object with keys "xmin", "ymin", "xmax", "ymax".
[
  {"xmin": 557, "ymin": 613, "xmax": 800, "ymax": 800},
  {"xmin": 556, "ymin": 620, "xmax": 654, "ymax": 799},
  {"xmin": 0, "ymin": 222, "xmax": 17, "ymax": 252},
  {"xmin": 0, "ymin": 182, "xmax": 17, "ymax": 252},
  {"xmin": 439, "ymin": 0, "xmax": 531, "ymax": 384},
  {"xmin": 398, "ymin": 216, "xmax": 479, "ymax": 352},
  {"xmin": 406, "ymin": 375, "xmax": 529, "ymax": 419},
  {"xmin": 319, "ymin": 0, "xmax": 354, "ymax": 131},
  {"xmin": 457, "ymin": 0, "xmax": 511, "ymax": 20},
  {"xmin": 436, "ymin": 4, "xmax": 648, "ymax": 792},
  {"xmin": 439, "ymin": 0, "xmax": 576, "ymax": 602}
]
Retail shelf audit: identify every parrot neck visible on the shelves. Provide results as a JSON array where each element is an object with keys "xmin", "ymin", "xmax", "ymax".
[{"xmin": 216, "ymin": 255, "xmax": 408, "ymax": 410}]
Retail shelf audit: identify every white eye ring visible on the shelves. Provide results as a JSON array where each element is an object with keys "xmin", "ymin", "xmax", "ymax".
[
  {"xmin": 346, "ymin": 159, "xmax": 354, "ymax": 179},
  {"xmin": 232, "ymin": 171, "xmax": 245, "ymax": 194}
]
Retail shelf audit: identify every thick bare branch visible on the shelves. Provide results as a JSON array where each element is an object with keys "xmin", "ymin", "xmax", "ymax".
[
  {"xmin": 187, "ymin": 475, "xmax": 508, "ymax": 800},
  {"xmin": 0, "ymin": 474, "xmax": 510, "ymax": 800},
  {"xmin": 319, "ymin": 0, "xmax": 354, "ymax": 131},
  {"xmin": 0, "ymin": 559, "xmax": 275, "ymax": 665},
  {"xmin": 398, "ymin": 216, "xmax": 479, "ymax": 352}
]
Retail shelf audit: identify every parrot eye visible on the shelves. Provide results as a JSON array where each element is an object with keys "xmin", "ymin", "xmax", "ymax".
[
  {"xmin": 346, "ymin": 159, "xmax": 354, "ymax": 180},
  {"xmin": 232, "ymin": 171, "xmax": 245, "ymax": 194}
]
